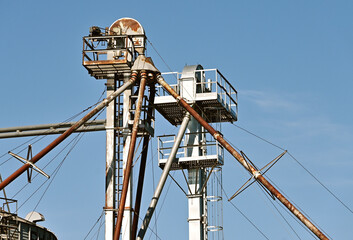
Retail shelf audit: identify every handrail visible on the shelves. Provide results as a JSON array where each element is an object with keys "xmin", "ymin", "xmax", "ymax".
[
  {"xmin": 83, "ymin": 37, "xmax": 95, "ymax": 51},
  {"xmin": 159, "ymin": 143, "xmax": 220, "ymax": 151},
  {"xmin": 216, "ymin": 69, "xmax": 237, "ymax": 94},
  {"xmin": 216, "ymin": 81, "xmax": 237, "ymax": 106},
  {"xmin": 83, "ymin": 35, "xmax": 137, "ymax": 63},
  {"xmin": 157, "ymin": 132, "xmax": 223, "ymax": 162},
  {"xmin": 155, "ymin": 69, "xmax": 238, "ymax": 121}
]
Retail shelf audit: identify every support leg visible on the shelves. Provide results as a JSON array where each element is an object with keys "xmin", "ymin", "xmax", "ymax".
[{"xmin": 137, "ymin": 112, "xmax": 191, "ymax": 240}]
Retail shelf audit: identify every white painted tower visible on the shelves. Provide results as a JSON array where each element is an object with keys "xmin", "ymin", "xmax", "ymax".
[{"xmin": 155, "ymin": 65, "xmax": 238, "ymax": 239}]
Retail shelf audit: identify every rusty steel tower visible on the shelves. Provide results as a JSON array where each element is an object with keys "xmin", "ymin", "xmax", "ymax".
[
  {"xmin": 82, "ymin": 18, "xmax": 154, "ymax": 240},
  {"xmin": 0, "ymin": 17, "xmax": 330, "ymax": 240},
  {"xmin": 82, "ymin": 18, "xmax": 235, "ymax": 239}
]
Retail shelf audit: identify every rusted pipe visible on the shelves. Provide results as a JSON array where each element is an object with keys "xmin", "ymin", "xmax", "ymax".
[
  {"xmin": 0, "ymin": 73, "xmax": 138, "ymax": 191},
  {"xmin": 131, "ymin": 83, "xmax": 155, "ymax": 239},
  {"xmin": 156, "ymin": 74, "xmax": 329, "ymax": 240},
  {"xmin": 0, "ymin": 174, "xmax": 11, "ymax": 212},
  {"xmin": 114, "ymin": 71, "xmax": 147, "ymax": 240}
]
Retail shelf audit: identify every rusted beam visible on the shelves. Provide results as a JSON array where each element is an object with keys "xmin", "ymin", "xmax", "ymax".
[
  {"xmin": 0, "ymin": 175, "xmax": 11, "ymax": 212},
  {"xmin": 0, "ymin": 73, "xmax": 137, "ymax": 191},
  {"xmin": 131, "ymin": 84, "xmax": 155, "ymax": 239},
  {"xmin": 156, "ymin": 74, "xmax": 329, "ymax": 240},
  {"xmin": 114, "ymin": 71, "xmax": 147, "ymax": 240}
]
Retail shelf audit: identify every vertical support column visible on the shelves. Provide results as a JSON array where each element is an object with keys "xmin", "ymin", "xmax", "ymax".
[
  {"xmin": 186, "ymin": 117, "xmax": 206, "ymax": 240},
  {"xmin": 131, "ymin": 84, "xmax": 155, "ymax": 239},
  {"xmin": 122, "ymin": 76, "xmax": 132, "ymax": 240},
  {"xmin": 105, "ymin": 78, "xmax": 117, "ymax": 240},
  {"xmin": 188, "ymin": 169, "xmax": 205, "ymax": 240}
]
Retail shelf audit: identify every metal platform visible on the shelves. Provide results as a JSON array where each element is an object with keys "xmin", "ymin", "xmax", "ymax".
[
  {"xmin": 154, "ymin": 68, "xmax": 238, "ymax": 125},
  {"xmin": 82, "ymin": 18, "xmax": 146, "ymax": 79},
  {"xmin": 82, "ymin": 35, "xmax": 140, "ymax": 79},
  {"xmin": 83, "ymin": 59, "xmax": 132, "ymax": 79},
  {"xmin": 158, "ymin": 132, "xmax": 224, "ymax": 170}
]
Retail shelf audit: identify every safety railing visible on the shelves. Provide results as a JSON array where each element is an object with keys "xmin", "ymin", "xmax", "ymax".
[
  {"xmin": 129, "ymin": 95, "xmax": 155, "ymax": 125},
  {"xmin": 0, "ymin": 197, "xmax": 17, "ymax": 215},
  {"xmin": 155, "ymin": 69, "xmax": 238, "ymax": 118},
  {"xmin": 156, "ymin": 72, "xmax": 181, "ymax": 97},
  {"xmin": 157, "ymin": 131, "xmax": 224, "ymax": 164},
  {"xmin": 82, "ymin": 34, "xmax": 144, "ymax": 63},
  {"xmin": 194, "ymin": 69, "xmax": 238, "ymax": 116}
]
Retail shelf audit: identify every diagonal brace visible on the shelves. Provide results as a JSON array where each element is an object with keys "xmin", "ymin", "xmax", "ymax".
[
  {"xmin": 137, "ymin": 112, "xmax": 191, "ymax": 240},
  {"xmin": 156, "ymin": 74, "xmax": 329, "ymax": 240},
  {"xmin": 114, "ymin": 71, "xmax": 148, "ymax": 240},
  {"xmin": 0, "ymin": 72, "xmax": 137, "ymax": 191}
]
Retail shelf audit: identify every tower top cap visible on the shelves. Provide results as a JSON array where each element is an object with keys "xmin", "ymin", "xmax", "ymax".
[{"xmin": 109, "ymin": 17, "xmax": 145, "ymax": 36}]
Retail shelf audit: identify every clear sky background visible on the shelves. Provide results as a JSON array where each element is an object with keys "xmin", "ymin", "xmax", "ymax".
[{"xmin": 0, "ymin": 0, "xmax": 353, "ymax": 239}]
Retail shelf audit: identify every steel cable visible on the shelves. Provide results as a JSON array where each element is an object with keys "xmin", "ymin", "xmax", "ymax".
[
  {"xmin": 255, "ymin": 181, "xmax": 303, "ymax": 240},
  {"xmin": 84, "ymin": 210, "xmax": 104, "ymax": 240},
  {"xmin": 218, "ymin": 178, "xmax": 270, "ymax": 240},
  {"xmin": 0, "ymin": 88, "xmax": 106, "ymax": 164},
  {"xmin": 14, "ymin": 109, "xmax": 105, "ymax": 210},
  {"xmin": 230, "ymin": 123, "xmax": 353, "ymax": 215},
  {"xmin": 17, "ymin": 132, "xmax": 84, "ymax": 211},
  {"xmin": 266, "ymin": 175, "xmax": 333, "ymax": 239}
]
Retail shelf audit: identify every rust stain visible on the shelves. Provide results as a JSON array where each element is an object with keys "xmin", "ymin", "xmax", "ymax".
[
  {"xmin": 83, "ymin": 59, "xmax": 127, "ymax": 65},
  {"xmin": 144, "ymin": 57, "xmax": 154, "ymax": 65},
  {"xmin": 110, "ymin": 18, "xmax": 142, "ymax": 34},
  {"xmin": 120, "ymin": 18, "xmax": 140, "ymax": 32}
]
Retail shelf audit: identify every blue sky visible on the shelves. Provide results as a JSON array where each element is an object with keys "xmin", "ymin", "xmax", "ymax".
[{"xmin": 0, "ymin": 0, "xmax": 352, "ymax": 239}]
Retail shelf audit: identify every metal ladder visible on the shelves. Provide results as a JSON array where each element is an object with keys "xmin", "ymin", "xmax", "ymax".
[
  {"xmin": 115, "ymin": 81, "xmax": 140, "ymax": 205},
  {"xmin": 116, "ymin": 78, "xmax": 125, "ymax": 205}
]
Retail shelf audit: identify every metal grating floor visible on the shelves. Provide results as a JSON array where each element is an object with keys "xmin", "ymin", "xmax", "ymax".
[
  {"xmin": 159, "ymin": 155, "xmax": 223, "ymax": 170},
  {"xmin": 154, "ymin": 94, "xmax": 237, "ymax": 125}
]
